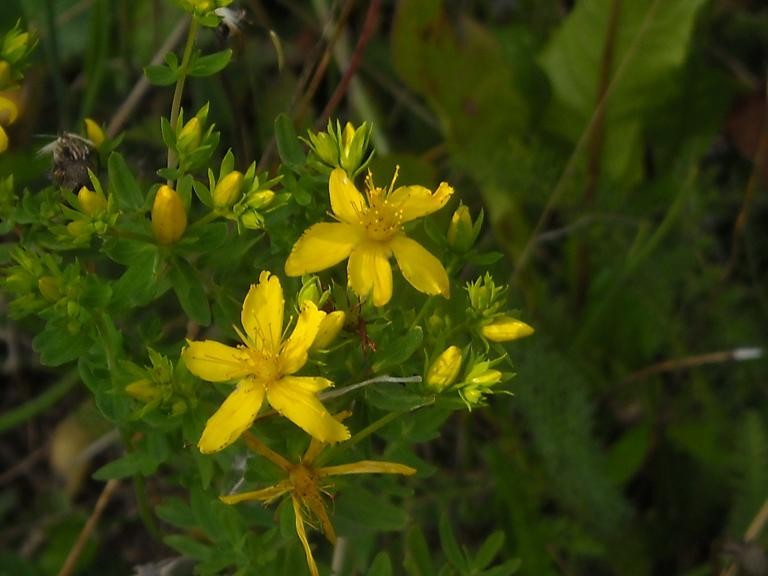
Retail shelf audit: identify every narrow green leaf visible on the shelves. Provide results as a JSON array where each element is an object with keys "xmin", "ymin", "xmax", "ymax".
[
  {"xmin": 369, "ymin": 552, "xmax": 393, "ymax": 576},
  {"xmin": 438, "ymin": 513, "xmax": 468, "ymax": 571},
  {"xmin": 472, "ymin": 531, "xmax": 505, "ymax": 571},
  {"xmin": 93, "ymin": 452, "xmax": 155, "ymax": 480},
  {"xmin": 274, "ymin": 114, "xmax": 306, "ymax": 169},
  {"xmin": 189, "ymin": 49, "xmax": 233, "ymax": 77},
  {"xmin": 169, "ymin": 258, "xmax": 211, "ymax": 326},
  {"xmin": 108, "ymin": 152, "xmax": 144, "ymax": 210},
  {"xmin": 404, "ymin": 525, "xmax": 435, "ymax": 576},
  {"xmin": 144, "ymin": 64, "xmax": 178, "ymax": 86}
]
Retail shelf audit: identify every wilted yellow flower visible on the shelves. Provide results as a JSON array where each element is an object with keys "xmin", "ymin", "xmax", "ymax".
[
  {"xmin": 481, "ymin": 316, "xmax": 534, "ymax": 342},
  {"xmin": 182, "ymin": 272, "xmax": 350, "ymax": 453},
  {"xmin": 285, "ymin": 168, "xmax": 453, "ymax": 306},
  {"xmin": 221, "ymin": 424, "xmax": 415, "ymax": 576},
  {"xmin": 83, "ymin": 118, "xmax": 105, "ymax": 148},
  {"xmin": 426, "ymin": 345, "xmax": 462, "ymax": 392},
  {"xmin": 213, "ymin": 170, "xmax": 243, "ymax": 208},
  {"xmin": 151, "ymin": 185, "xmax": 187, "ymax": 245}
]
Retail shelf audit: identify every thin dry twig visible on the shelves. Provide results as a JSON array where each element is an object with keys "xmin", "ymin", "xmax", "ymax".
[
  {"xmin": 624, "ymin": 347, "xmax": 763, "ymax": 383},
  {"xmin": 57, "ymin": 478, "xmax": 121, "ymax": 576},
  {"xmin": 720, "ymin": 499, "xmax": 768, "ymax": 576},
  {"xmin": 107, "ymin": 18, "xmax": 189, "ymax": 138}
]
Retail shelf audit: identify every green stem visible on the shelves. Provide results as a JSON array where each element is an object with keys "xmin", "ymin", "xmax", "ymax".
[
  {"xmin": 166, "ymin": 17, "xmax": 199, "ymax": 179},
  {"xmin": 0, "ymin": 371, "xmax": 79, "ymax": 434},
  {"xmin": 133, "ymin": 473, "xmax": 163, "ymax": 540}
]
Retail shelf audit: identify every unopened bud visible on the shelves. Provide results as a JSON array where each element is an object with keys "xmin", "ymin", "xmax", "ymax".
[
  {"xmin": 177, "ymin": 117, "xmax": 201, "ymax": 153},
  {"xmin": 67, "ymin": 220, "xmax": 91, "ymax": 238},
  {"xmin": 426, "ymin": 345, "xmax": 462, "ymax": 392},
  {"xmin": 246, "ymin": 189, "xmax": 275, "ymax": 210},
  {"xmin": 38, "ymin": 276, "xmax": 60, "ymax": 302},
  {"xmin": 481, "ymin": 317, "xmax": 534, "ymax": 342},
  {"xmin": 298, "ymin": 276, "xmax": 322, "ymax": 307},
  {"xmin": 339, "ymin": 121, "xmax": 370, "ymax": 173},
  {"xmin": 0, "ymin": 61, "xmax": 9, "ymax": 86},
  {"xmin": 468, "ymin": 368, "xmax": 502, "ymax": 387},
  {"xmin": 125, "ymin": 379, "xmax": 160, "ymax": 402},
  {"xmin": 447, "ymin": 205, "xmax": 474, "ymax": 252},
  {"xmin": 213, "ymin": 170, "xmax": 243, "ymax": 209},
  {"xmin": 308, "ymin": 131, "xmax": 338, "ymax": 166},
  {"xmin": 312, "ymin": 311, "xmax": 346, "ymax": 350},
  {"xmin": 3, "ymin": 30, "xmax": 30, "ymax": 63},
  {"xmin": 83, "ymin": 118, "xmax": 105, "ymax": 148},
  {"xmin": 0, "ymin": 94, "xmax": 18, "ymax": 126},
  {"xmin": 151, "ymin": 185, "xmax": 187, "ymax": 245},
  {"xmin": 77, "ymin": 186, "xmax": 107, "ymax": 216},
  {"xmin": 0, "ymin": 125, "xmax": 7, "ymax": 154}
]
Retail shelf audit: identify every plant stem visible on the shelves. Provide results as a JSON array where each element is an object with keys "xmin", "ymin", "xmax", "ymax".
[
  {"xmin": 0, "ymin": 370, "xmax": 79, "ymax": 434},
  {"xmin": 166, "ymin": 17, "xmax": 199, "ymax": 179}
]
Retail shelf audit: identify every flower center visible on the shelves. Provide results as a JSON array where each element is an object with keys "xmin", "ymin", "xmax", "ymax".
[
  {"xmin": 246, "ymin": 347, "xmax": 281, "ymax": 382},
  {"xmin": 359, "ymin": 169, "xmax": 403, "ymax": 242}
]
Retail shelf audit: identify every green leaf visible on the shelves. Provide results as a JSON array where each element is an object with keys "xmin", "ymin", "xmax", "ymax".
[
  {"xmin": 160, "ymin": 116, "xmax": 176, "ymax": 149},
  {"xmin": 334, "ymin": 484, "xmax": 409, "ymax": 533},
  {"xmin": 472, "ymin": 531, "xmax": 505, "ymax": 571},
  {"xmin": 404, "ymin": 525, "xmax": 435, "ymax": 576},
  {"xmin": 438, "ymin": 513, "xmax": 468, "ymax": 571},
  {"xmin": 369, "ymin": 552, "xmax": 393, "ymax": 576},
  {"xmin": 111, "ymin": 251, "xmax": 162, "ymax": 309},
  {"xmin": 156, "ymin": 497, "xmax": 196, "ymax": 530},
  {"xmin": 169, "ymin": 258, "xmax": 211, "ymax": 326},
  {"xmin": 93, "ymin": 452, "xmax": 156, "ymax": 479},
  {"xmin": 163, "ymin": 535, "xmax": 213, "ymax": 561},
  {"xmin": 144, "ymin": 64, "xmax": 178, "ymax": 86},
  {"xmin": 372, "ymin": 326, "xmax": 423, "ymax": 372},
  {"xmin": 189, "ymin": 49, "xmax": 233, "ymax": 77},
  {"xmin": 274, "ymin": 114, "xmax": 306, "ymax": 169},
  {"xmin": 33, "ymin": 320, "xmax": 93, "ymax": 366},
  {"xmin": 539, "ymin": 0, "xmax": 707, "ymax": 181},
  {"xmin": 606, "ymin": 422, "xmax": 652, "ymax": 486},
  {"xmin": 108, "ymin": 152, "xmax": 145, "ymax": 210}
]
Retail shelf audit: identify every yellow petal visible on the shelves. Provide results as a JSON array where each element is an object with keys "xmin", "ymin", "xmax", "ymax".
[
  {"xmin": 0, "ymin": 126, "xmax": 7, "ymax": 154},
  {"xmin": 284, "ymin": 222, "xmax": 359, "ymax": 276},
  {"xmin": 311, "ymin": 310, "xmax": 346, "ymax": 350},
  {"xmin": 347, "ymin": 243, "xmax": 392, "ymax": 306},
  {"xmin": 292, "ymin": 497, "xmax": 319, "ymax": 576},
  {"xmin": 198, "ymin": 380, "xmax": 265, "ymax": 453},
  {"xmin": 388, "ymin": 181, "xmax": 453, "ymax": 223},
  {"xmin": 182, "ymin": 340, "xmax": 252, "ymax": 382},
  {"xmin": 390, "ymin": 235, "xmax": 449, "ymax": 298},
  {"xmin": 267, "ymin": 377, "xmax": 349, "ymax": 443},
  {"xmin": 329, "ymin": 167, "xmax": 365, "ymax": 225},
  {"xmin": 279, "ymin": 301, "xmax": 325, "ymax": 375},
  {"xmin": 219, "ymin": 480, "xmax": 292, "ymax": 505},
  {"xmin": 318, "ymin": 460, "xmax": 416, "ymax": 477},
  {"xmin": 241, "ymin": 271, "xmax": 284, "ymax": 354}
]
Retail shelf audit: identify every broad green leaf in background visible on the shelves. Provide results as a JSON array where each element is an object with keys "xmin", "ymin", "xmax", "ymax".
[{"xmin": 539, "ymin": 0, "xmax": 708, "ymax": 183}]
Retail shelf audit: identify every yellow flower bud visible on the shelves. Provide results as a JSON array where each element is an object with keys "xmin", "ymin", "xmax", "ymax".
[
  {"xmin": 77, "ymin": 186, "xmax": 107, "ymax": 216},
  {"xmin": 426, "ymin": 345, "xmax": 462, "ymax": 392},
  {"xmin": 246, "ymin": 189, "xmax": 275, "ymax": 210},
  {"xmin": 308, "ymin": 131, "xmax": 338, "ymax": 166},
  {"xmin": 0, "ymin": 94, "xmax": 18, "ymax": 126},
  {"xmin": 468, "ymin": 369, "xmax": 502, "ymax": 386},
  {"xmin": 38, "ymin": 276, "xmax": 60, "ymax": 302},
  {"xmin": 0, "ymin": 61, "xmax": 10, "ymax": 86},
  {"xmin": 447, "ymin": 204, "xmax": 474, "ymax": 252},
  {"xmin": 481, "ymin": 317, "xmax": 534, "ymax": 342},
  {"xmin": 0, "ymin": 125, "xmax": 7, "ymax": 154},
  {"xmin": 312, "ymin": 311, "xmax": 346, "ymax": 350},
  {"xmin": 83, "ymin": 118, "xmax": 105, "ymax": 148},
  {"xmin": 125, "ymin": 379, "xmax": 161, "ymax": 402},
  {"xmin": 151, "ymin": 185, "xmax": 187, "ymax": 245},
  {"xmin": 177, "ymin": 117, "xmax": 202, "ymax": 153},
  {"xmin": 213, "ymin": 170, "xmax": 244, "ymax": 209},
  {"xmin": 67, "ymin": 220, "xmax": 92, "ymax": 238}
]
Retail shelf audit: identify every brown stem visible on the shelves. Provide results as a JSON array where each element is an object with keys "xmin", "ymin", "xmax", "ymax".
[
  {"xmin": 724, "ymin": 83, "xmax": 768, "ymax": 280},
  {"xmin": 57, "ymin": 479, "xmax": 120, "ymax": 576},
  {"xmin": 318, "ymin": 0, "xmax": 381, "ymax": 125},
  {"xmin": 575, "ymin": 0, "xmax": 620, "ymax": 309},
  {"xmin": 624, "ymin": 347, "xmax": 763, "ymax": 383}
]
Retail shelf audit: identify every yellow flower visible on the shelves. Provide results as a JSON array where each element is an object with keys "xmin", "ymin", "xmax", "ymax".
[
  {"xmin": 285, "ymin": 168, "xmax": 453, "ymax": 306},
  {"xmin": 182, "ymin": 272, "xmax": 350, "ymax": 453},
  {"xmin": 481, "ymin": 316, "xmax": 535, "ymax": 342},
  {"xmin": 221, "ymin": 426, "xmax": 415, "ymax": 576}
]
